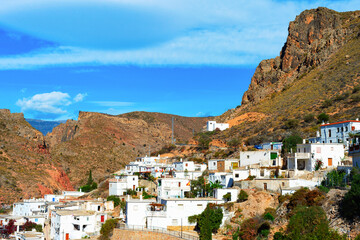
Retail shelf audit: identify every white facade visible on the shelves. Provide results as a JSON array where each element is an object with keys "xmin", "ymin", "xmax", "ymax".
[
  {"xmin": 233, "ymin": 170, "xmax": 250, "ymax": 181},
  {"xmin": 126, "ymin": 198, "xmax": 224, "ymax": 229},
  {"xmin": 349, "ymin": 136, "xmax": 360, "ymax": 168},
  {"xmin": 13, "ymin": 200, "xmax": 46, "ymax": 217},
  {"xmin": 209, "ymin": 172, "xmax": 233, "ymax": 188},
  {"xmin": 44, "ymin": 194, "xmax": 65, "ymax": 203},
  {"xmin": 288, "ymin": 143, "xmax": 345, "ymax": 171},
  {"xmin": 157, "ymin": 178, "xmax": 191, "ymax": 199},
  {"xmin": 206, "ymin": 121, "xmax": 229, "ymax": 131},
  {"xmin": 62, "ymin": 191, "xmax": 85, "ymax": 198},
  {"xmin": 208, "ymin": 159, "xmax": 239, "ymax": 172},
  {"xmin": 319, "ymin": 120, "xmax": 360, "ymax": 148},
  {"xmin": 239, "ymin": 151, "xmax": 281, "ymax": 167},
  {"xmin": 173, "ymin": 161, "xmax": 195, "ymax": 172},
  {"xmin": 109, "ymin": 175, "xmax": 139, "ymax": 196},
  {"xmin": 50, "ymin": 210, "xmax": 105, "ymax": 240},
  {"xmin": 172, "ymin": 171, "xmax": 203, "ymax": 180},
  {"xmin": 213, "ymin": 188, "xmax": 239, "ymax": 202}
]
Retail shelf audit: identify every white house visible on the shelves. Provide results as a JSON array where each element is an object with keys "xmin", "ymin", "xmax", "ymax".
[
  {"xmin": 208, "ymin": 159, "xmax": 239, "ymax": 172},
  {"xmin": 50, "ymin": 210, "xmax": 105, "ymax": 240},
  {"xmin": 126, "ymin": 198, "xmax": 224, "ymax": 229},
  {"xmin": 209, "ymin": 172, "xmax": 233, "ymax": 188},
  {"xmin": 287, "ymin": 143, "xmax": 345, "ymax": 172},
  {"xmin": 157, "ymin": 178, "xmax": 191, "ymax": 199},
  {"xmin": 206, "ymin": 121, "xmax": 229, "ymax": 131},
  {"xmin": 44, "ymin": 194, "xmax": 65, "ymax": 203},
  {"xmin": 109, "ymin": 175, "xmax": 139, "ymax": 196},
  {"xmin": 213, "ymin": 188, "xmax": 239, "ymax": 202},
  {"xmin": 319, "ymin": 120, "xmax": 360, "ymax": 148},
  {"xmin": 13, "ymin": 199, "xmax": 46, "ymax": 217},
  {"xmin": 261, "ymin": 142, "xmax": 283, "ymax": 151},
  {"xmin": 239, "ymin": 150, "xmax": 282, "ymax": 167},
  {"xmin": 173, "ymin": 161, "xmax": 195, "ymax": 172},
  {"xmin": 349, "ymin": 135, "xmax": 360, "ymax": 168},
  {"xmin": 62, "ymin": 191, "xmax": 85, "ymax": 198},
  {"xmin": 172, "ymin": 171, "xmax": 203, "ymax": 180}
]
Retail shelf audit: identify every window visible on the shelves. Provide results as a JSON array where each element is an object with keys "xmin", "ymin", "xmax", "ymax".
[
  {"xmin": 330, "ymin": 140, "xmax": 332, "ymax": 143},
  {"xmin": 235, "ymin": 174, "xmax": 239, "ymax": 178},
  {"xmin": 172, "ymin": 219, "xmax": 178, "ymax": 225},
  {"xmin": 178, "ymin": 182, "xmax": 181, "ymax": 187},
  {"xmin": 178, "ymin": 204, "xmax": 184, "ymax": 210},
  {"xmin": 345, "ymin": 126, "xmax": 348, "ymax": 131},
  {"xmin": 341, "ymin": 127, "xmax": 344, "ymax": 132},
  {"xmin": 304, "ymin": 148, "xmax": 306, "ymax": 153},
  {"xmin": 337, "ymin": 128, "xmax": 339, "ymax": 132},
  {"xmin": 329, "ymin": 130, "xmax": 331, "ymax": 137},
  {"xmin": 260, "ymin": 170, "xmax": 264, "ymax": 177},
  {"xmin": 213, "ymin": 162, "xmax": 216, "ymax": 166},
  {"xmin": 282, "ymin": 182, "xmax": 285, "ymax": 187},
  {"xmin": 247, "ymin": 155, "xmax": 250, "ymax": 159}
]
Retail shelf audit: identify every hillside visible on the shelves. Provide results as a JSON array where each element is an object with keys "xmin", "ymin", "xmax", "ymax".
[
  {"xmin": 216, "ymin": 7, "xmax": 360, "ymax": 144},
  {"xmin": 46, "ymin": 111, "xmax": 211, "ymax": 186},
  {"xmin": 0, "ymin": 110, "xmax": 73, "ymax": 204}
]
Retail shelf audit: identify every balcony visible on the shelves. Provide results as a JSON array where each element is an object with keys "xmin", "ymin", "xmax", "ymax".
[
  {"xmin": 349, "ymin": 144, "xmax": 360, "ymax": 154},
  {"xmin": 288, "ymin": 153, "xmax": 311, "ymax": 159}
]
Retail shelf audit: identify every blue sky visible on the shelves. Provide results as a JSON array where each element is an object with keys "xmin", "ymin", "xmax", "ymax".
[{"xmin": 0, "ymin": 0, "xmax": 358, "ymax": 120}]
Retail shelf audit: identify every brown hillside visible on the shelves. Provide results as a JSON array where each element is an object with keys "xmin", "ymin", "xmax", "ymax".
[
  {"xmin": 216, "ymin": 7, "xmax": 360, "ymax": 144},
  {"xmin": 0, "ymin": 110, "xmax": 73, "ymax": 204},
  {"xmin": 46, "ymin": 111, "xmax": 211, "ymax": 186}
]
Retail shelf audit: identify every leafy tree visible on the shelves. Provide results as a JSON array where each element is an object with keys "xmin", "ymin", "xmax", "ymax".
[
  {"xmin": 237, "ymin": 190, "xmax": 248, "ymax": 202},
  {"xmin": 282, "ymin": 134, "xmax": 302, "ymax": 153},
  {"xmin": 100, "ymin": 219, "xmax": 119, "ymax": 240},
  {"xmin": 107, "ymin": 196, "xmax": 120, "ymax": 207},
  {"xmin": 79, "ymin": 170, "xmax": 97, "ymax": 192},
  {"xmin": 321, "ymin": 170, "xmax": 347, "ymax": 188},
  {"xmin": 263, "ymin": 212, "xmax": 274, "ymax": 221},
  {"xmin": 303, "ymin": 114, "xmax": 314, "ymax": 123},
  {"xmin": 198, "ymin": 134, "xmax": 212, "ymax": 150},
  {"xmin": 286, "ymin": 206, "xmax": 344, "ymax": 240},
  {"xmin": 190, "ymin": 175, "xmax": 211, "ymax": 197},
  {"xmin": 284, "ymin": 119, "xmax": 299, "ymax": 129},
  {"xmin": 341, "ymin": 171, "xmax": 360, "ymax": 220},
  {"xmin": 87, "ymin": 169, "xmax": 94, "ymax": 186},
  {"xmin": 318, "ymin": 113, "xmax": 330, "ymax": 123},
  {"xmin": 188, "ymin": 204, "xmax": 223, "ymax": 240}
]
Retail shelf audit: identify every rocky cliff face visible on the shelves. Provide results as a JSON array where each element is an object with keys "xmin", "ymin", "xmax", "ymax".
[
  {"xmin": 0, "ymin": 110, "xmax": 73, "ymax": 204},
  {"xmin": 242, "ymin": 7, "xmax": 359, "ymax": 105}
]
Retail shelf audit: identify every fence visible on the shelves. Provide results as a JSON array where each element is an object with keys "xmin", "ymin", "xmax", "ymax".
[{"xmin": 118, "ymin": 224, "xmax": 199, "ymax": 240}]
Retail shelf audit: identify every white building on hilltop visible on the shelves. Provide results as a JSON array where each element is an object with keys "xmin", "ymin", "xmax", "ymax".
[
  {"xmin": 13, "ymin": 199, "xmax": 46, "ymax": 217},
  {"xmin": 309, "ymin": 120, "xmax": 360, "ymax": 149},
  {"xmin": 239, "ymin": 150, "xmax": 282, "ymax": 167},
  {"xmin": 157, "ymin": 178, "xmax": 191, "ymax": 199},
  {"xmin": 206, "ymin": 121, "xmax": 229, "ymax": 131},
  {"xmin": 287, "ymin": 143, "xmax": 345, "ymax": 172}
]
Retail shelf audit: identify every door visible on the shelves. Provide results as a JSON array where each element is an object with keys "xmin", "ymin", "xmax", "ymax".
[
  {"xmin": 65, "ymin": 233, "xmax": 70, "ymax": 240},
  {"xmin": 264, "ymin": 183, "xmax": 267, "ymax": 191},
  {"xmin": 101, "ymin": 215, "xmax": 105, "ymax": 223},
  {"xmin": 133, "ymin": 185, "xmax": 135, "ymax": 190},
  {"xmin": 328, "ymin": 158, "xmax": 333, "ymax": 166}
]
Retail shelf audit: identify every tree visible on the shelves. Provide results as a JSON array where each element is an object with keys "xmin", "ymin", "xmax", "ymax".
[
  {"xmin": 87, "ymin": 170, "xmax": 94, "ymax": 186},
  {"xmin": 107, "ymin": 196, "xmax": 120, "ymax": 207},
  {"xmin": 318, "ymin": 113, "xmax": 330, "ymax": 123},
  {"xmin": 100, "ymin": 219, "xmax": 119, "ymax": 240},
  {"xmin": 237, "ymin": 190, "xmax": 248, "ymax": 202},
  {"xmin": 198, "ymin": 135, "xmax": 212, "ymax": 150},
  {"xmin": 188, "ymin": 204, "xmax": 223, "ymax": 240},
  {"xmin": 341, "ymin": 172, "xmax": 360, "ymax": 220},
  {"xmin": 79, "ymin": 170, "xmax": 97, "ymax": 192},
  {"xmin": 282, "ymin": 135, "xmax": 302, "ymax": 153}
]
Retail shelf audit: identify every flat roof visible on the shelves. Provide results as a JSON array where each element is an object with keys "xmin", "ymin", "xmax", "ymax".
[
  {"xmin": 162, "ymin": 198, "xmax": 222, "ymax": 201},
  {"xmin": 321, "ymin": 120, "xmax": 360, "ymax": 127},
  {"xmin": 54, "ymin": 210, "xmax": 95, "ymax": 216}
]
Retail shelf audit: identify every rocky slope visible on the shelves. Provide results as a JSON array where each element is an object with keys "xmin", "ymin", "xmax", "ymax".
[
  {"xmin": 46, "ymin": 111, "xmax": 210, "ymax": 186},
  {"xmin": 0, "ymin": 110, "xmax": 73, "ymax": 204},
  {"xmin": 217, "ymin": 7, "xmax": 360, "ymax": 144}
]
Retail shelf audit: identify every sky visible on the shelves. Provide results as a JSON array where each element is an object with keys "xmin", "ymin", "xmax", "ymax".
[{"xmin": 0, "ymin": 0, "xmax": 359, "ymax": 120}]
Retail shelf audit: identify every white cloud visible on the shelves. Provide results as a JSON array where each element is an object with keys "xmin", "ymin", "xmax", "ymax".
[
  {"xmin": 0, "ymin": 0, "xmax": 359, "ymax": 69},
  {"xmin": 74, "ymin": 93, "xmax": 87, "ymax": 102},
  {"xmin": 16, "ymin": 91, "xmax": 71, "ymax": 114}
]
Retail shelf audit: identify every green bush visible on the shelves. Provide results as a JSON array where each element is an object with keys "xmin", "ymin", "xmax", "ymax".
[
  {"xmin": 282, "ymin": 135, "xmax": 302, "ymax": 153},
  {"xmin": 341, "ymin": 172, "xmax": 360, "ymax": 220},
  {"xmin": 321, "ymin": 170, "xmax": 347, "ymax": 188},
  {"xmin": 107, "ymin": 196, "xmax": 120, "ymax": 207},
  {"xmin": 317, "ymin": 113, "xmax": 330, "ymax": 123},
  {"xmin": 303, "ymin": 114, "xmax": 314, "ymax": 123},
  {"xmin": 237, "ymin": 190, "xmax": 248, "ymax": 202},
  {"xmin": 317, "ymin": 185, "xmax": 329, "ymax": 193},
  {"xmin": 100, "ymin": 219, "xmax": 119, "ymax": 240},
  {"xmin": 263, "ymin": 212, "xmax": 274, "ymax": 221},
  {"xmin": 284, "ymin": 119, "xmax": 299, "ymax": 129}
]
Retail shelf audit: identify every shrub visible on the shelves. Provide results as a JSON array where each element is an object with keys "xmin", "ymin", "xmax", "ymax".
[
  {"xmin": 284, "ymin": 119, "xmax": 299, "ymax": 129},
  {"xmin": 321, "ymin": 99, "xmax": 332, "ymax": 108},
  {"xmin": 317, "ymin": 185, "xmax": 329, "ymax": 193},
  {"xmin": 107, "ymin": 196, "xmax": 120, "ymax": 207},
  {"xmin": 352, "ymin": 86, "xmax": 360, "ymax": 93},
  {"xmin": 317, "ymin": 113, "xmax": 330, "ymax": 123},
  {"xmin": 303, "ymin": 114, "xmax": 314, "ymax": 123},
  {"xmin": 263, "ymin": 212, "xmax": 274, "ymax": 221},
  {"xmin": 223, "ymin": 193, "xmax": 231, "ymax": 202},
  {"xmin": 341, "ymin": 172, "xmax": 360, "ymax": 220},
  {"xmin": 263, "ymin": 208, "xmax": 277, "ymax": 218},
  {"xmin": 238, "ymin": 190, "xmax": 248, "ymax": 202},
  {"xmin": 282, "ymin": 135, "xmax": 302, "ymax": 153},
  {"xmin": 314, "ymin": 160, "xmax": 323, "ymax": 171},
  {"xmin": 322, "ymin": 170, "xmax": 347, "ymax": 188},
  {"xmin": 100, "ymin": 219, "xmax": 119, "ymax": 240}
]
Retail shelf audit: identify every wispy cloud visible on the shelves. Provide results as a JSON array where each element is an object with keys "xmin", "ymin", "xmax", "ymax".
[
  {"xmin": 0, "ymin": 0, "xmax": 358, "ymax": 69},
  {"xmin": 74, "ymin": 93, "xmax": 87, "ymax": 102}
]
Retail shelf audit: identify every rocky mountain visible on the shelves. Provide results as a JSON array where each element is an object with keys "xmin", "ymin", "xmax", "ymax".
[
  {"xmin": 217, "ymin": 7, "xmax": 360, "ymax": 144},
  {"xmin": 0, "ymin": 110, "xmax": 73, "ymax": 204},
  {"xmin": 0, "ymin": 109, "xmax": 209, "ymax": 203}
]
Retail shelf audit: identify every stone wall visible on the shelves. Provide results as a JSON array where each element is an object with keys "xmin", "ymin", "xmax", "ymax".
[{"xmin": 111, "ymin": 229, "xmax": 181, "ymax": 240}]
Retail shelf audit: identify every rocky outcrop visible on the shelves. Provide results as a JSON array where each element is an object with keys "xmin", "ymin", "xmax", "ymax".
[{"xmin": 242, "ymin": 7, "xmax": 360, "ymax": 105}]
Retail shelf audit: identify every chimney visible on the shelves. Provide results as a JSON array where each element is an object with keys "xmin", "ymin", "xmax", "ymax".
[
  {"xmin": 356, "ymin": 118, "xmax": 359, "ymax": 121},
  {"xmin": 303, "ymin": 139, "xmax": 306, "ymax": 144},
  {"xmin": 316, "ymin": 131, "xmax": 320, "ymax": 138},
  {"xmin": 140, "ymin": 195, "xmax": 143, "ymax": 201}
]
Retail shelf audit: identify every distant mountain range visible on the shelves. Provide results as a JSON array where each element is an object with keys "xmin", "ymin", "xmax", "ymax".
[{"xmin": 26, "ymin": 119, "xmax": 67, "ymax": 135}]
